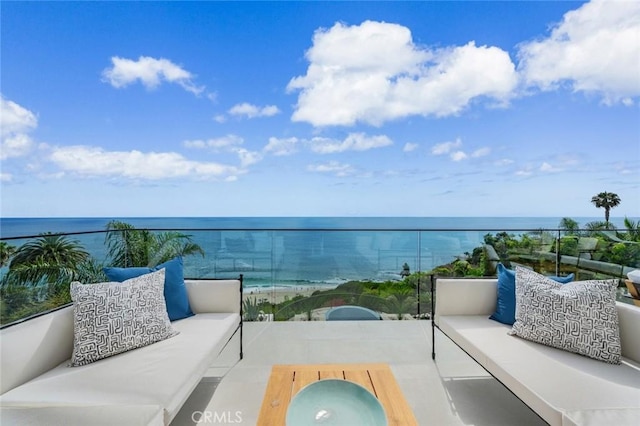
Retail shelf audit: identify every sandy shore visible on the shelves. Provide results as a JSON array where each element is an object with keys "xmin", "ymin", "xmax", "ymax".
[{"xmin": 243, "ymin": 286, "xmax": 331, "ymax": 305}]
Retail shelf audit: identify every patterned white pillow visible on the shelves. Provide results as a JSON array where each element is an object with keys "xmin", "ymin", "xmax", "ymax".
[
  {"xmin": 70, "ymin": 268, "xmax": 179, "ymax": 367},
  {"xmin": 510, "ymin": 266, "xmax": 621, "ymax": 364}
]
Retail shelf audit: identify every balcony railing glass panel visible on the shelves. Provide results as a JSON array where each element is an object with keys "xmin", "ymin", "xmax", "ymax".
[{"xmin": 1, "ymin": 227, "xmax": 638, "ymax": 326}]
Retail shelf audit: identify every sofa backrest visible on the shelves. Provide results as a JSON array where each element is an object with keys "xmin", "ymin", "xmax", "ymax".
[
  {"xmin": 184, "ymin": 279, "xmax": 241, "ymax": 314},
  {"xmin": 0, "ymin": 306, "xmax": 74, "ymax": 395},
  {"xmin": 434, "ymin": 278, "xmax": 498, "ymax": 324},
  {"xmin": 434, "ymin": 277, "xmax": 640, "ymax": 365}
]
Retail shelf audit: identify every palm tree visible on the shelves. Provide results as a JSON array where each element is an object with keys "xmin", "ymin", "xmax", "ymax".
[
  {"xmin": 0, "ymin": 242, "xmax": 17, "ymax": 267},
  {"xmin": 105, "ymin": 220, "xmax": 204, "ymax": 268},
  {"xmin": 384, "ymin": 291, "xmax": 417, "ymax": 320},
  {"xmin": 622, "ymin": 217, "xmax": 640, "ymax": 242},
  {"xmin": 558, "ymin": 217, "xmax": 580, "ymax": 236},
  {"xmin": 591, "ymin": 192, "xmax": 621, "ymax": 228},
  {"xmin": 4, "ymin": 234, "xmax": 90, "ymax": 294}
]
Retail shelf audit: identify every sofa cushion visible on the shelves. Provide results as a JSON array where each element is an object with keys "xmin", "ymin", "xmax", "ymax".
[
  {"xmin": 70, "ymin": 269, "xmax": 178, "ymax": 367},
  {"xmin": 438, "ymin": 315, "xmax": 640, "ymax": 426},
  {"xmin": 0, "ymin": 404, "xmax": 164, "ymax": 426},
  {"xmin": 562, "ymin": 408, "xmax": 640, "ymax": 426},
  {"xmin": 0, "ymin": 313, "xmax": 240, "ymax": 425},
  {"xmin": 104, "ymin": 257, "xmax": 194, "ymax": 321},
  {"xmin": 510, "ymin": 267, "xmax": 621, "ymax": 364},
  {"xmin": 489, "ymin": 263, "xmax": 573, "ymax": 325}
]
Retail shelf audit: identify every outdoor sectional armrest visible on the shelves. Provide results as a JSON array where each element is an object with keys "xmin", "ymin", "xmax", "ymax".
[
  {"xmin": 434, "ymin": 278, "xmax": 497, "ymax": 325},
  {"xmin": 185, "ymin": 277, "xmax": 242, "ymax": 314}
]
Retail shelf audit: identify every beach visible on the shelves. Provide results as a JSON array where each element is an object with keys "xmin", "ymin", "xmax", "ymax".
[{"xmin": 243, "ymin": 285, "xmax": 336, "ymax": 305}]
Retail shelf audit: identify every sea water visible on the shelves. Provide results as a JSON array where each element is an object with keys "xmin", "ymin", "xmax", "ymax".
[{"xmin": 0, "ymin": 217, "xmax": 627, "ymax": 291}]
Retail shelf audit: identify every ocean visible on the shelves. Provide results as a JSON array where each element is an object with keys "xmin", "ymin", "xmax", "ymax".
[{"xmin": 0, "ymin": 217, "xmax": 629, "ymax": 290}]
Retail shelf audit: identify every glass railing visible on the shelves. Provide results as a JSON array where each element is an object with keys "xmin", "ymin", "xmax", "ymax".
[{"xmin": 1, "ymin": 227, "xmax": 638, "ymax": 326}]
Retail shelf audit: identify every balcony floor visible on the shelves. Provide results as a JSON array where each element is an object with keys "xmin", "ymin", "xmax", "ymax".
[{"xmin": 171, "ymin": 321, "xmax": 547, "ymax": 426}]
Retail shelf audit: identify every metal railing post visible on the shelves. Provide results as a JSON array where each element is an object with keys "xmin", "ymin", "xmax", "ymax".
[
  {"xmin": 239, "ymin": 273, "xmax": 244, "ymax": 360},
  {"xmin": 431, "ymin": 273, "xmax": 436, "ymax": 360},
  {"xmin": 555, "ymin": 230, "xmax": 560, "ymax": 276},
  {"xmin": 417, "ymin": 231, "xmax": 422, "ymax": 317}
]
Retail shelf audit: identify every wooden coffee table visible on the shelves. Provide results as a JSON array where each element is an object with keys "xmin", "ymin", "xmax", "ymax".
[{"xmin": 257, "ymin": 363, "xmax": 417, "ymax": 426}]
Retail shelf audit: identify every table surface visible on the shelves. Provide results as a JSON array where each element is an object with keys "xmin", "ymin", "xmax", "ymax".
[{"xmin": 257, "ymin": 363, "xmax": 418, "ymax": 426}]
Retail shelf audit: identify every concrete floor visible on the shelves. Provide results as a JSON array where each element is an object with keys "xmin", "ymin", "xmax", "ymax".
[{"xmin": 172, "ymin": 321, "xmax": 547, "ymax": 426}]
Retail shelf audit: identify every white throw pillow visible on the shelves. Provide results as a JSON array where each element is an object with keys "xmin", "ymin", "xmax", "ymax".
[
  {"xmin": 70, "ymin": 268, "xmax": 179, "ymax": 367},
  {"xmin": 510, "ymin": 266, "xmax": 621, "ymax": 364}
]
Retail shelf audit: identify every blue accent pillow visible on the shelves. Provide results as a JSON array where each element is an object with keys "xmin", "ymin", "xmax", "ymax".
[
  {"xmin": 104, "ymin": 257, "xmax": 194, "ymax": 321},
  {"xmin": 489, "ymin": 263, "xmax": 573, "ymax": 325}
]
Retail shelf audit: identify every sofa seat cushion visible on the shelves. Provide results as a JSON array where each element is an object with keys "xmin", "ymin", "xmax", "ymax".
[
  {"xmin": 438, "ymin": 315, "xmax": 640, "ymax": 426},
  {"xmin": 0, "ymin": 313, "xmax": 240, "ymax": 425},
  {"xmin": 562, "ymin": 408, "xmax": 640, "ymax": 426},
  {"xmin": 0, "ymin": 404, "xmax": 163, "ymax": 426}
]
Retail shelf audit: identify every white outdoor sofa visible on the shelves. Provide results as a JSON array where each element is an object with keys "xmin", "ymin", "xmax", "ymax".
[
  {"xmin": 433, "ymin": 278, "xmax": 640, "ymax": 426},
  {"xmin": 0, "ymin": 277, "xmax": 243, "ymax": 426}
]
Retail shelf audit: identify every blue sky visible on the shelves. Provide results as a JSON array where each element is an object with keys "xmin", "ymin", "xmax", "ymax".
[{"xmin": 1, "ymin": 0, "xmax": 639, "ymax": 218}]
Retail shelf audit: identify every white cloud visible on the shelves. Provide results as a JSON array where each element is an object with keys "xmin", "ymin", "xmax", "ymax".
[
  {"xmin": 1, "ymin": 172, "xmax": 12, "ymax": 182},
  {"xmin": 309, "ymin": 133, "xmax": 392, "ymax": 154},
  {"xmin": 431, "ymin": 138, "xmax": 462, "ymax": 155},
  {"xmin": 264, "ymin": 137, "xmax": 299, "ymax": 156},
  {"xmin": 102, "ymin": 56, "xmax": 204, "ymax": 95},
  {"xmin": 213, "ymin": 114, "xmax": 227, "ymax": 123},
  {"xmin": 450, "ymin": 151, "xmax": 468, "ymax": 162},
  {"xmin": 515, "ymin": 169, "xmax": 532, "ymax": 177},
  {"xmin": 183, "ymin": 140, "xmax": 206, "ymax": 149},
  {"xmin": 540, "ymin": 162, "xmax": 563, "ymax": 173},
  {"xmin": 1, "ymin": 133, "xmax": 36, "ymax": 161},
  {"xmin": 184, "ymin": 135, "xmax": 244, "ymax": 151},
  {"xmin": 494, "ymin": 158, "xmax": 514, "ymax": 166},
  {"xmin": 403, "ymin": 142, "xmax": 419, "ymax": 152},
  {"xmin": 471, "ymin": 147, "xmax": 491, "ymax": 158},
  {"xmin": 307, "ymin": 161, "xmax": 356, "ymax": 177},
  {"xmin": 235, "ymin": 148, "xmax": 263, "ymax": 167},
  {"xmin": 183, "ymin": 134, "xmax": 263, "ymax": 167},
  {"xmin": 288, "ymin": 21, "xmax": 518, "ymax": 126},
  {"xmin": 1, "ymin": 97, "xmax": 37, "ymax": 136},
  {"xmin": 1, "ymin": 97, "xmax": 38, "ymax": 160},
  {"xmin": 518, "ymin": 0, "xmax": 640, "ymax": 105},
  {"xmin": 228, "ymin": 103, "xmax": 281, "ymax": 118},
  {"xmin": 48, "ymin": 146, "xmax": 240, "ymax": 180},
  {"xmin": 432, "ymin": 138, "xmax": 489, "ymax": 161}
]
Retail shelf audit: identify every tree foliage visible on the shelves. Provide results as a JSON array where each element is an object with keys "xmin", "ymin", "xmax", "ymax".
[
  {"xmin": 559, "ymin": 217, "xmax": 580, "ymax": 236},
  {"xmin": 104, "ymin": 220, "xmax": 204, "ymax": 267},
  {"xmin": 1, "ymin": 234, "xmax": 92, "ymax": 324},
  {"xmin": 0, "ymin": 242, "xmax": 17, "ymax": 267},
  {"xmin": 4, "ymin": 234, "xmax": 89, "ymax": 293},
  {"xmin": 1, "ymin": 221, "xmax": 206, "ymax": 325}
]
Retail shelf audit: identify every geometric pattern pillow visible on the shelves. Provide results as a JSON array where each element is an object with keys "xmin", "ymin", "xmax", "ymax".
[
  {"xmin": 69, "ymin": 269, "xmax": 179, "ymax": 367},
  {"xmin": 509, "ymin": 266, "xmax": 621, "ymax": 364}
]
